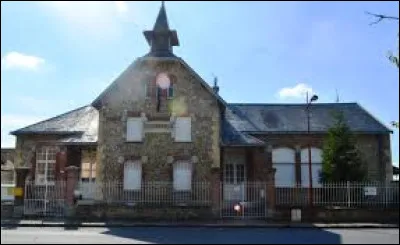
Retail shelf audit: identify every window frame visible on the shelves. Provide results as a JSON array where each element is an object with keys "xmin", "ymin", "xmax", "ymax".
[
  {"xmin": 35, "ymin": 146, "xmax": 57, "ymax": 186},
  {"xmin": 272, "ymin": 147, "xmax": 296, "ymax": 187}
]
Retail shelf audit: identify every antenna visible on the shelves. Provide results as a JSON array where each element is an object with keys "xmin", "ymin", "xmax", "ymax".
[{"xmin": 335, "ymin": 89, "xmax": 340, "ymax": 103}]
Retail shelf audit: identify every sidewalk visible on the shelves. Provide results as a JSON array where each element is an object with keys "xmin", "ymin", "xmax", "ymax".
[{"xmin": 1, "ymin": 219, "xmax": 398, "ymax": 228}]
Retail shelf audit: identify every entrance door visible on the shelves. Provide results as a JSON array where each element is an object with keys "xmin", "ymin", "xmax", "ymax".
[{"xmin": 223, "ymin": 156, "xmax": 246, "ymax": 201}]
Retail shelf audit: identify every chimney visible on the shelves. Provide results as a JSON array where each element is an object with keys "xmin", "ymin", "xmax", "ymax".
[{"xmin": 212, "ymin": 77, "xmax": 219, "ymax": 94}]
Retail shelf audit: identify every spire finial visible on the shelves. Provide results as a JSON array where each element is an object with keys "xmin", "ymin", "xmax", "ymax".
[
  {"xmin": 142, "ymin": 1, "xmax": 179, "ymax": 57},
  {"xmin": 335, "ymin": 89, "xmax": 340, "ymax": 103},
  {"xmin": 212, "ymin": 74, "xmax": 219, "ymax": 94}
]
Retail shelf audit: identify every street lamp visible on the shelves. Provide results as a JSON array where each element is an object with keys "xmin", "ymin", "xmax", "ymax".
[{"xmin": 306, "ymin": 92, "xmax": 318, "ymax": 206}]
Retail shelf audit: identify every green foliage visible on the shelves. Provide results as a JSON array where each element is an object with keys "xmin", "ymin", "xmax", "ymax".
[{"xmin": 320, "ymin": 110, "xmax": 366, "ymax": 182}]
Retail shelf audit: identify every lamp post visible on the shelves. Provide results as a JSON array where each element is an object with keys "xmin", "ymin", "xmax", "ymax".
[{"xmin": 306, "ymin": 92, "xmax": 318, "ymax": 206}]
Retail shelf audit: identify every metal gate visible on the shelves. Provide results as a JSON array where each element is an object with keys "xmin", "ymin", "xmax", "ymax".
[
  {"xmin": 220, "ymin": 182, "xmax": 268, "ymax": 218},
  {"xmin": 24, "ymin": 180, "xmax": 66, "ymax": 217}
]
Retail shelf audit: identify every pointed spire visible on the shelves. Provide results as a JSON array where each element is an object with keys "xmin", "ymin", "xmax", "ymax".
[
  {"xmin": 153, "ymin": 1, "xmax": 170, "ymax": 32},
  {"xmin": 143, "ymin": 1, "xmax": 179, "ymax": 57}
]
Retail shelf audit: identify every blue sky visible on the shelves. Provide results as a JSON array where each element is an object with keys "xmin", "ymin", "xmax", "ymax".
[{"xmin": 1, "ymin": 1, "xmax": 399, "ymax": 166}]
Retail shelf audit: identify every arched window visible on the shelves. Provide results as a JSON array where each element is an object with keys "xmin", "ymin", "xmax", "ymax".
[
  {"xmin": 272, "ymin": 147, "xmax": 296, "ymax": 187},
  {"xmin": 168, "ymin": 75, "xmax": 177, "ymax": 98},
  {"xmin": 153, "ymin": 73, "xmax": 176, "ymax": 99},
  {"xmin": 300, "ymin": 147, "xmax": 323, "ymax": 187}
]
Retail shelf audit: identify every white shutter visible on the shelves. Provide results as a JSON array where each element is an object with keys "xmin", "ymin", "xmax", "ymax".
[
  {"xmin": 173, "ymin": 161, "xmax": 192, "ymax": 191},
  {"xmin": 126, "ymin": 117, "xmax": 143, "ymax": 142},
  {"xmin": 174, "ymin": 117, "xmax": 191, "ymax": 142},
  {"xmin": 124, "ymin": 161, "xmax": 142, "ymax": 190}
]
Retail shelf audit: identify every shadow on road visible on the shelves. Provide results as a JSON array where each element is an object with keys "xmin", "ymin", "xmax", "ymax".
[{"xmin": 101, "ymin": 226, "xmax": 342, "ymax": 244}]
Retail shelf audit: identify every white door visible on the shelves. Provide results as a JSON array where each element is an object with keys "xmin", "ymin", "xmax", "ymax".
[{"xmin": 223, "ymin": 156, "xmax": 246, "ymax": 201}]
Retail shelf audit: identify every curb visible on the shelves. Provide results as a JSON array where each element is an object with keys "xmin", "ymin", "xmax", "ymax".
[{"xmin": 1, "ymin": 221, "xmax": 398, "ymax": 229}]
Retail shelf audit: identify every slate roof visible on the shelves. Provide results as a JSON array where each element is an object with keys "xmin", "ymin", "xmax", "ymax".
[
  {"xmin": 10, "ymin": 102, "xmax": 391, "ymax": 147},
  {"xmin": 221, "ymin": 119, "xmax": 265, "ymax": 147},
  {"xmin": 225, "ymin": 103, "xmax": 392, "ymax": 134},
  {"xmin": 10, "ymin": 105, "xmax": 98, "ymax": 144}
]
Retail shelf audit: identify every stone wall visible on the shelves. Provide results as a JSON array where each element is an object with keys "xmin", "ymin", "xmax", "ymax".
[
  {"xmin": 97, "ymin": 58, "xmax": 221, "ymax": 183},
  {"xmin": 15, "ymin": 135, "xmax": 63, "ymax": 168},
  {"xmin": 13, "ymin": 135, "xmax": 95, "ymax": 181},
  {"xmin": 1, "ymin": 148, "xmax": 15, "ymax": 166},
  {"xmin": 1, "ymin": 148, "xmax": 16, "ymax": 182},
  {"xmin": 75, "ymin": 203, "xmax": 215, "ymax": 221}
]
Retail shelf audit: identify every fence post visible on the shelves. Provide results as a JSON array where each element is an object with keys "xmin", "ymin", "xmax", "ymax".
[
  {"xmin": 346, "ymin": 181, "xmax": 351, "ymax": 208},
  {"xmin": 13, "ymin": 167, "xmax": 30, "ymax": 217},
  {"xmin": 210, "ymin": 168, "xmax": 221, "ymax": 218},
  {"xmin": 65, "ymin": 166, "xmax": 80, "ymax": 217}
]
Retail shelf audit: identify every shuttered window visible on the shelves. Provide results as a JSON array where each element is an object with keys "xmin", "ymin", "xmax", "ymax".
[
  {"xmin": 126, "ymin": 117, "xmax": 143, "ymax": 142},
  {"xmin": 123, "ymin": 161, "xmax": 142, "ymax": 190},
  {"xmin": 174, "ymin": 117, "xmax": 191, "ymax": 142},
  {"xmin": 173, "ymin": 161, "xmax": 192, "ymax": 191}
]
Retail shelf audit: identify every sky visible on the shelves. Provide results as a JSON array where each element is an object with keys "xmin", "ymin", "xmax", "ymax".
[{"xmin": 1, "ymin": 1, "xmax": 399, "ymax": 167}]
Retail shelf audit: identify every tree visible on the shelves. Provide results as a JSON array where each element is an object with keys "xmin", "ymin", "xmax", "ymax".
[{"xmin": 320, "ymin": 111, "xmax": 366, "ymax": 182}]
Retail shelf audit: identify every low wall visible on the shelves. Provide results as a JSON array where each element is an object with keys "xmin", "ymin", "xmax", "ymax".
[
  {"xmin": 1, "ymin": 203, "xmax": 14, "ymax": 219},
  {"xmin": 75, "ymin": 202, "xmax": 216, "ymax": 221},
  {"xmin": 273, "ymin": 207, "xmax": 399, "ymax": 223}
]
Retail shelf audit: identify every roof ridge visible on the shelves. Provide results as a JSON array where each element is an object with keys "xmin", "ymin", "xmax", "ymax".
[
  {"xmin": 228, "ymin": 102, "xmax": 358, "ymax": 106},
  {"xmin": 10, "ymin": 105, "xmax": 93, "ymax": 135}
]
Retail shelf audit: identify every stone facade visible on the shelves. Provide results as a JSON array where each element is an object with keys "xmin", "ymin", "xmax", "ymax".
[
  {"xmin": 1, "ymin": 148, "xmax": 16, "ymax": 182},
  {"xmin": 96, "ymin": 58, "xmax": 221, "ymax": 183},
  {"xmin": 1, "ymin": 148, "xmax": 15, "ymax": 166},
  {"xmin": 8, "ymin": 2, "xmax": 395, "ymax": 221}
]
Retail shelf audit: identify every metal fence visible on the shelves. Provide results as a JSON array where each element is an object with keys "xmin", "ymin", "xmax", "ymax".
[
  {"xmin": 78, "ymin": 181, "xmax": 211, "ymax": 206},
  {"xmin": 24, "ymin": 180, "xmax": 66, "ymax": 217},
  {"xmin": 276, "ymin": 181, "xmax": 400, "ymax": 208},
  {"xmin": 220, "ymin": 182, "xmax": 268, "ymax": 218}
]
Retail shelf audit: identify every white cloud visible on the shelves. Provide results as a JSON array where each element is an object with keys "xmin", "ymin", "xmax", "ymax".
[
  {"xmin": 277, "ymin": 83, "xmax": 314, "ymax": 100},
  {"xmin": 115, "ymin": 1, "xmax": 128, "ymax": 13},
  {"xmin": 1, "ymin": 52, "xmax": 45, "ymax": 71}
]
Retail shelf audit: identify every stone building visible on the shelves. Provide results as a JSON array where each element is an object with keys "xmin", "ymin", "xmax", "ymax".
[{"xmin": 9, "ymin": 2, "xmax": 393, "ymax": 218}]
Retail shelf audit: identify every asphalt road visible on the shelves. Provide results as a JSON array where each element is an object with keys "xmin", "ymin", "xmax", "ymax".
[{"xmin": 1, "ymin": 227, "xmax": 399, "ymax": 244}]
